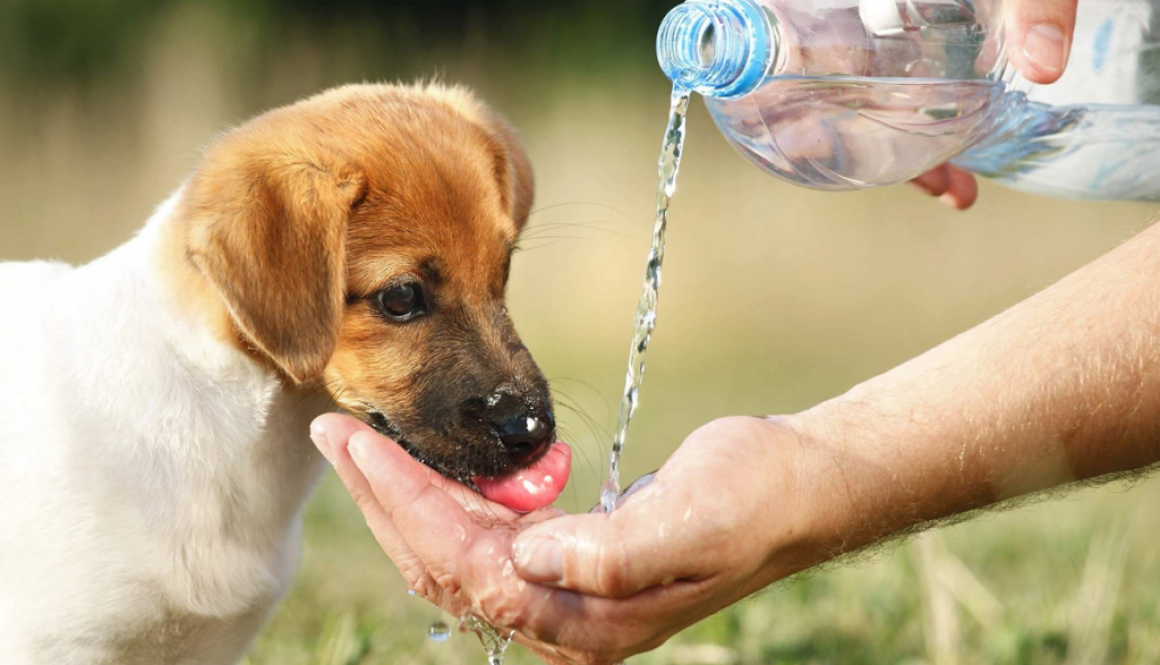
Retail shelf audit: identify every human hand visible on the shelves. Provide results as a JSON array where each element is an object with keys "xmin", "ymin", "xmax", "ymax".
[
  {"xmin": 310, "ymin": 413, "xmax": 815, "ymax": 665},
  {"xmin": 910, "ymin": 0, "xmax": 1079, "ymax": 209}
]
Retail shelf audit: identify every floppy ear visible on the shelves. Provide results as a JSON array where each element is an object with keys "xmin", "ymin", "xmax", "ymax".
[
  {"xmin": 184, "ymin": 145, "xmax": 366, "ymax": 385},
  {"xmin": 487, "ymin": 116, "xmax": 536, "ymax": 231}
]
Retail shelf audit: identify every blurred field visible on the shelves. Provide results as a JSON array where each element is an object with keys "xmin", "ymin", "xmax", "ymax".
[{"xmin": 3, "ymin": 2, "xmax": 1160, "ymax": 664}]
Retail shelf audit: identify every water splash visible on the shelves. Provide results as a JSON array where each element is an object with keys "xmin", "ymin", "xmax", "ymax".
[
  {"xmin": 601, "ymin": 88, "xmax": 692, "ymax": 514},
  {"xmin": 460, "ymin": 614, "xmax": 514, "ymax": 665}
]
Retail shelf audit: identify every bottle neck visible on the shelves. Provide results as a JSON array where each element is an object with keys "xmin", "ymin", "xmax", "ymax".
[{"xmin": 657, "ymin": 0, "xmax": 777, "ymax": 99}]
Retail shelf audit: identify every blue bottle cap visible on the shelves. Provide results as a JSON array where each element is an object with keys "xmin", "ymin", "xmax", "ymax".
[{"xmin": 657, "ymin": 0, "xmax": 776, "ymax": 99}]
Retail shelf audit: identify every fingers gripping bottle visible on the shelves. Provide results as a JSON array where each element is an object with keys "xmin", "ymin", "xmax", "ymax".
[{"xmin": 657, "ymin": 0, "xmax": 1160, "ymax": 200}]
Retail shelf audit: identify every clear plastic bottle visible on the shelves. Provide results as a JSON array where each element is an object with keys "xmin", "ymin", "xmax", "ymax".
[{"xmin": 657, "ymin": 0, "xmax": 1160, "ymax": 200}]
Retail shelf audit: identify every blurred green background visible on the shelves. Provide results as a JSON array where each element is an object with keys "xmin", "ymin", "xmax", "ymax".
[{"xmin": 2, "ymin": 1, "xmax": 1160, "ymax": 663}]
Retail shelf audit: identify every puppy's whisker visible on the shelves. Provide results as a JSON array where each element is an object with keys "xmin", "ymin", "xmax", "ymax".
[
  {"xmin": 515, "ymin": 235, "xmax": 602, "ymax": 244},
  {"xmin": 522, "ymin": 220, "xmax": 616, "ymax": 232},
  {"xmin": 462, "ymin": 483, "xmax": 502, "ymax": 525},
  {"xmin": 553, "ymin": 398, "xmax": 612, "ymax": 489},
  {"xmin": 520, "ymin": 220, "xmax": 629, "ymax": 240},
  {"xmin": 518, "ymin": 201, "xmax": 632, "ymax": 229},
  {"xmin": 549, "ymin": 376, "xmax": 613, "ymax": 424},
  {"xmin": 554, "ymin": 392, "xmax": 612, "ymax": 444},
  {"xmin": 560, "ymin": 424, "xmax": 601, "ymax": 485},
  {"xmin": 512, "ymin": 239, "xmax": 578, "ymax": 253}
]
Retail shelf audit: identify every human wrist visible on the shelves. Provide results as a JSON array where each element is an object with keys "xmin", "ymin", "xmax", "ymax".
[
  {"xmin": 767, "ymin": 408, "xmax": 884, "ymax": 573},
  {"xmin": 777, "ymin": 392, "xmax": 992, "ymax": 571},
  {"xmin": 729, "ymin": 413, "xmax": 872, "ymax": 592}
]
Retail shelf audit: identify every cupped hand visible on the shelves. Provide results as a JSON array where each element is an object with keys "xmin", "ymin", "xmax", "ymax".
[
  {"xmin": 910, "ymin": 0, "xmax": 1078, "ymax": 209},
  {"xmin": 310, "ymin": 414, "xmax": 813, "ymax": 665}
]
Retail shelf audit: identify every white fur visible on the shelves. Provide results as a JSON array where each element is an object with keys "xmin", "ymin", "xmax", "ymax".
[{"xmin": 0, "ymin": 193, "xmax": 331, "ymax": 664}]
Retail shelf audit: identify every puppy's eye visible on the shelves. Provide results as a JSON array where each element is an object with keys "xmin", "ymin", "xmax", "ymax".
[{"xmin": 375, "ymin": 283, "xmax": 427, "ymax": 322}]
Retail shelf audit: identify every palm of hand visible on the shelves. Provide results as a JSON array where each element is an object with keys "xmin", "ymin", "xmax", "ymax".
[{"xmin": 316, "ymin": 413, "xmax": 807, "ymax": 665}]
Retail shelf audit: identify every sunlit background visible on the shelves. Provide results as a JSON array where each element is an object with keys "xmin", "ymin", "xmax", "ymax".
[{"xmin": 2, "ymin": 1, "xmax": 1159, "ymax": 663}]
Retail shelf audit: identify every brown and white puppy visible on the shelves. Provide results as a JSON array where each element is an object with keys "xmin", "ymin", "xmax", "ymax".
[{"xmin": 0, "ymin": 83, "xmax": 570, "ymax": 665}]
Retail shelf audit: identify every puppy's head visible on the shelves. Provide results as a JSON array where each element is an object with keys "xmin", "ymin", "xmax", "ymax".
[{"xmin": 172, "ymin": 83, "xmax": 559, "ymax": 489}]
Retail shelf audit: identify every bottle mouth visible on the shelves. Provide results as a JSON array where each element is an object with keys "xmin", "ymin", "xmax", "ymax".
[{"xmin": 657, "ymin": 0, "xmax": 775, "ymax": 98}]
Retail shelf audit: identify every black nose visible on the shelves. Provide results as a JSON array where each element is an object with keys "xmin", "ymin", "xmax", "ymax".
[{"xmin": 496, "ymin": 410, "xmax": 555, "ymax": 462}]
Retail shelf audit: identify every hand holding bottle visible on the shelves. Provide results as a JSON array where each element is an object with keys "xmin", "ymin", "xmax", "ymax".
[
  {"xmin": 661, "ymin": 0, "xmax": 1158, "ymax": 204},
  {"xmin": 912, "ymin": 0, "xmax": 1078, "ymax": 209}
]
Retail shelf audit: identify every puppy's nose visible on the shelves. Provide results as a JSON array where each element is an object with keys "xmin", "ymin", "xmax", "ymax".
[{"xmin": 496, "ymin": 410, "xmax": 555, "ymax": 462}]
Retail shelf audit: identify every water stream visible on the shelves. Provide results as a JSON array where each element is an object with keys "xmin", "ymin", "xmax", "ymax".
[{"xmin": 600, "ymin": 88, "xmax": 692, "ymax": 514}]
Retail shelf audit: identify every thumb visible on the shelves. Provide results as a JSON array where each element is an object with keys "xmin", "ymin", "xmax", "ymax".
[
  {"xmin": 512, "ymin": 506, "xmax": 701, "ymax": 599},
  {"xmin": 1006, "ymin": 0, "xmax": 1078, "ymax": 84}
]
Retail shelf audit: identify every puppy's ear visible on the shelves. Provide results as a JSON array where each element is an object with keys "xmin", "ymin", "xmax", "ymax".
[
  {"xmin": 487, "ymin": 116, "xmax": 536, "ymax": 231},
  {"xmin": 184, "ymin": 144, "xmax": 366, "ymax": 385}
]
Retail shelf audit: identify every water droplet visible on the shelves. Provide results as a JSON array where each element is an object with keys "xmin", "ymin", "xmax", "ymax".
[{"xmin": 428, "ymin": 621, "xmax": 451, "ymax": 642}]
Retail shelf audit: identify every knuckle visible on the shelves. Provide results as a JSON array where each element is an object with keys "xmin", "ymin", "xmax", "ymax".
[
  {"xmin": 349, "ymin": 485, "xmax": 381, "ymax": 517},
  {"xmin": 433, "ymin": 570, "xmax": 462, "ymax": 598},
  {"xmin": 409, "ymin": 571, "xmax": 438, "ymax": 599},
  {"xmin": 698, "ymin": 415, "xmax": 776, "ymax": 442},
  {"xmin": 592, "ymin": 529, "xmax": 633, "ymax": 597}
]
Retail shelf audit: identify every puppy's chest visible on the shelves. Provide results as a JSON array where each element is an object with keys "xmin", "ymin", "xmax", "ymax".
[
  {"xmin": 50, "ymin": 375, "xmax": 326, "ymax": 663},
  {"xmin": 141, "ymin": 405, "xmax": 325, "ymax": 617}
]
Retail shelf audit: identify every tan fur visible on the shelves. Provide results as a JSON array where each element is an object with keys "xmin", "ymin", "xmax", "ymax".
[{"xmin": 158, "ymin": 83, "xmax": 543, "ymax": 473}]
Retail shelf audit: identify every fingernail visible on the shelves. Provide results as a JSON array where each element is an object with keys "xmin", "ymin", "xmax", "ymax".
[
  {"xmin": 938, "ymin": 192, "xmax": 960, "ymax": 209},
  {"xmin": 514, "ymin": 534, "xmax": 564, "ymax": 583},
  {"xmin": 310, "ymin": 421, "xmax": 333, "ymax": 464},
  {"xmin": 1023, "ymin": 23, "xmax": 1067, "ymax": 75}
]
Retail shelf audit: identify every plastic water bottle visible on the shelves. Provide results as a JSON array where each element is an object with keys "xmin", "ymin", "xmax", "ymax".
[{"xmin": 657, "ymin": 0, "xmax": 1160, "ymax": 200}]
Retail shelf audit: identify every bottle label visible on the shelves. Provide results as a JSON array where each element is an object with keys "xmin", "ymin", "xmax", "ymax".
[{"xmin": 1029, "ymin": 0, "xmax": 1153, "ymax": 107}]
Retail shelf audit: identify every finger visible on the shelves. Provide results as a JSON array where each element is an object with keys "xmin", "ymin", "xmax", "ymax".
[
  {"xmin": 310, "ymin": 412, "xmax": 373, "ymax": 465},
  {"xmin": 508, "ymin": 577, "xmax": 712, "ymax": 658},
  {"xmin": 1005, "ymin": 0, "xmax": 1077, "ymax": 84},
  {"xmin": 511, "ymin": 498, "xmax": 710, "ymax": 598},
  {"xmin": 312, "ymin": 414, "xmax": 520, "ymax": 523},
  {"xmin": 346, "ymin": 429, "xmax": 480, "ymax": 581},
  {"xmin": 938, "ymin": 165, "xmax": 979, "ymax": 210},
  {"xmin": 311, "ymin": 415, "xmax": 427, "ymax": 586},
  {"xmin": 909, "ymin": 165, "xmax": 952, "ymax": 197}
]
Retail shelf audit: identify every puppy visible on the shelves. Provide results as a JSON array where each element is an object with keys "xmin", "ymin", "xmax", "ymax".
[{"xmin": 0, "ymin": 83, "xmax": 572, "ymax": 665}]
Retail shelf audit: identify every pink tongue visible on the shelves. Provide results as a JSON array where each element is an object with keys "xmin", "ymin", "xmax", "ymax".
[{"xmin": 474, "ymin": 442, "xmax": 572, "ymax": 513}]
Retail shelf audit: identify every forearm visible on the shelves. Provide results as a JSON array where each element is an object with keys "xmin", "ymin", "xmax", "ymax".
[{"xmin": 790, "ymin": 220, "xmax": 1160, "ymax": 563}]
